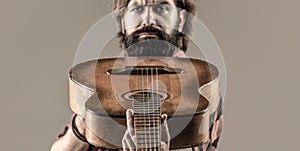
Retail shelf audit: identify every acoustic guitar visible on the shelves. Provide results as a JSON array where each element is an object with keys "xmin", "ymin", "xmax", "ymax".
[{"xmin": 69, "ymin": 57, "xmax": 220, "ymax": 150}]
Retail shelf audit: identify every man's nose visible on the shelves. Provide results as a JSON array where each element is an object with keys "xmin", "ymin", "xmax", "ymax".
[{"xmin": 141, "ymin": 6, "xmax": 156, "ymax": 26}]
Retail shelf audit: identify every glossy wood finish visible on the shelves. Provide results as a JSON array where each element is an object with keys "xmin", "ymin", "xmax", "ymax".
[{"xmin": 69, "ymin": 57, "xmax": 220, "ymax": 149}]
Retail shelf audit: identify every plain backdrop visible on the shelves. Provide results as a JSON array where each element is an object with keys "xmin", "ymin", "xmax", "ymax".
[{"xmin": 0, "ymin": 0, "xmax": 299, "ymax": 150}]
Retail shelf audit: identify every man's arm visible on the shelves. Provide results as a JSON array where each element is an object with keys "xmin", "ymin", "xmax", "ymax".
[
  {"xmin": 206, "ymin": 114, "xmax": 224, "ymax": 151},
  {"xmin": 193, "ymin": 99, "xmax": 224, "ymax": 151},
  {"xmin": 50, "ymin": 115, "xmax": 90, "ymax": 151}
]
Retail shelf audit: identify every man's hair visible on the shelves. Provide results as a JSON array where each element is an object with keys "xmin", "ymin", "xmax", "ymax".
[{"xmin": 113, "ymin": 0, "xmax": 196, "ymax": 52}]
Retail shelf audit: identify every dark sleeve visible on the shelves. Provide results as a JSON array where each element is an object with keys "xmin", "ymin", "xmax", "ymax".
[
  {"xmin": 206, "ymin": 97, "xmax": 224, "ymax": 150},
  {"xmin": 193, "ymin": 97, "xmax": 224, "ymax": 151}
]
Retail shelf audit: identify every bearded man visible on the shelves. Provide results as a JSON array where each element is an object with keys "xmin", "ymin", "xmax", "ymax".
[{"xmin": 51, "ymin": 0, "xmax": 224, "ymax": 151}]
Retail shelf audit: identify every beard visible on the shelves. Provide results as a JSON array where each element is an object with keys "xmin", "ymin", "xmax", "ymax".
[{"xmin": 124, "ymin": 26, "xmax": 179, "ymax": 57}]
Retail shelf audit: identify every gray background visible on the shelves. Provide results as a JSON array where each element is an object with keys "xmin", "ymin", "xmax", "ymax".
[{"xmin": 0, "ymin": 0, "xmax": 299, "ymax": 150}]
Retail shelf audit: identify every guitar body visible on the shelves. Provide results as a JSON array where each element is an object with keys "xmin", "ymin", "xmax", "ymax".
[{"xmin": 69, "ymin": 57, "xmax": 220, "ymax": 149}]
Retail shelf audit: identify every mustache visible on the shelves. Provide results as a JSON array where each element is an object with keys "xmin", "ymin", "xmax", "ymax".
[{"xmin": 130, "ymin": 26, "xmax": 164, "ymax": 38}]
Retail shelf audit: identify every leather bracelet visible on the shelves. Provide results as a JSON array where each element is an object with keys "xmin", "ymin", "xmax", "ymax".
[{"xmin": 71, "ymin": 114, "xmax": 88, "ymax": 142}]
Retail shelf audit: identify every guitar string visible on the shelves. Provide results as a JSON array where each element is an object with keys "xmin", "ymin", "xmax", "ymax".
[
  {"xmin": 155, "ymin": 67, "xmax": 158, "ymax": 150},
  {"xmin": 134, "ymin": 66, "xmax": 137, "ymax": 149},
  {"xmin": 151, "ymin": 68, "xmax": 157, "ymax": 150},
  {"xmin": 151, "ymin": 67, "xmax": 154, "ymax": 150},
  {"xmin": 137, "ymin": 66, "xmax": 141, "ymax": 150},
  {"xmin": 156, "ymin": 67, "xmax": 160, "ymax": 151},
  {"xmin": 155, "ymin": 67, "xmax": 160, "ymax": 149},
  {"xmin": 142, "ymin": 66, "xmax": 148, "ymax": 150},
  {"xmin": 139, "ymin": 66, "xmax": 145, "ymax": 150},
  {"xmin": 150, "ymin": 67, "xmax": 153, "ymax": 150},
  {"xmin": 146, "ymin": 66, "xmax": 150, "ymax": 151},
  {"xmin": 152, "ymin": 67, "xmax": 156, "ymax": 151}
]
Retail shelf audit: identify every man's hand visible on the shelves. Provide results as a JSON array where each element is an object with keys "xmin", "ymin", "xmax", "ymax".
[
  {"xmin": 50, "ymin": 114, "xmax": 89, "ymax": 151},
  {"xmin": 122, "ymin": 109, "xmax": 170, "ymax": 151},
  {"xmin": 74, "ymin": 114, "xmax": 87, "ymax": 136}
]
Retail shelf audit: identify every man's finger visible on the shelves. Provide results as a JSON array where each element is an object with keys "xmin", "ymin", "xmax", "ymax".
[
  {"xmin": 161, "ymin": 114, "xmax": 170, "ymax": 144},
  {"xmin": 125, "ymin": 130, "xmax": 137, "ymax": 150},
  {"xmin": 122, "ymin": 129, "xmax": 138, "ymax": 151},
  {"xmin": 126, "ymin": 109, "xmax": 135, "ymax": 137},
  {"xmin": 122, "ymin": 136, "xmax": 129, "ymax": 151},
  {"xmin": 161, "ymin": 141, "xmax": 169, "ymax": 151},
  {"xmin": 173, "ymin": 50, "xmax": 187, "ymax": 58}
]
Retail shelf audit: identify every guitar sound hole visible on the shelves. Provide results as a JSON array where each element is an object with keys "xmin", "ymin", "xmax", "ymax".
[{"xmin": 121, "ymin": 90, "xmax": 170, "ymax": 102}]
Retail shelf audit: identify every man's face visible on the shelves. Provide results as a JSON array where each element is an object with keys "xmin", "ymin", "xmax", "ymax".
[{"xmin": 121, "ymin": 0, "xmax": 186, "ymax": 56}]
